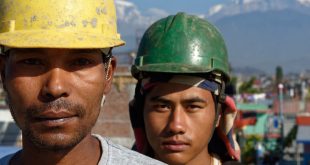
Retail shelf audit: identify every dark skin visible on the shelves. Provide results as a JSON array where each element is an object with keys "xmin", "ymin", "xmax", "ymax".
[
  {"xmin": 0, "ymin": 48, "xmax": 116, "ymax": 165},
  {"xmin": 143, "ymin": 83, "xmax": 217, "ymax": 165}
]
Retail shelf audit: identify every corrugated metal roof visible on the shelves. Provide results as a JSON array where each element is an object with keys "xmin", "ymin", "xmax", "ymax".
[{"xmin": 296, "ymin": 126, "xmax": 310, "ymax": 143}]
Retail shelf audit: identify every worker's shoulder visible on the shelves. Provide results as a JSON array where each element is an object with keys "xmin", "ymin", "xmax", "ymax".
[
  {"xmin": 94, "ymin": 135, "xmax": 166, "ymax": 165},
  {"xmin": 0, "ymin": 151, "xmax": 19, "ymax": 165}
]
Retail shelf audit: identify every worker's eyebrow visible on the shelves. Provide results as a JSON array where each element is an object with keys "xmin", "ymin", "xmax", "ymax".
[
  {"xmin": 149, "ymin": 96, "xmax": 172, "ymax": 104},
  {"xmin": 182, "ymin": 97, "xmax": 208, "ymax": 104}
]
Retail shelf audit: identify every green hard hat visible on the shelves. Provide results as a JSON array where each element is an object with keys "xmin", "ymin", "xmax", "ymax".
[{"xmin": 131, "ymin": 12, "xmax": 230, "ymax": 82}]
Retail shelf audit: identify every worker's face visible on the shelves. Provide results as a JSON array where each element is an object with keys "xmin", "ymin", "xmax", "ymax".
[
  {"xmin": 144, "ymin": 83, "xmax": 216, "ymax": 165},
  {"xmin": 0, "ymin": 48, "xmax": 115, "ymax": 150}
]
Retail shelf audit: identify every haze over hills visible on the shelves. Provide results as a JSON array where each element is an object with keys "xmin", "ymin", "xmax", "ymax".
[
  {"xmin": 207, "ymin": 0, "xmax": 310, "ymax": 21},
  {"xmin": 114, "ymin": 0, "xmax": 310, "ymax": 75},
  {"xmin": 214, "ymin": 9, "xmax": 310, "ymax": 75},
  {"xmin": 208, "ymin": 0, "xmax": 310, "ymax": 75}
]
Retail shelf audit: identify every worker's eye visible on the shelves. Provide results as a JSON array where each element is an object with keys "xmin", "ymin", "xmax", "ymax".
[
  {"xmin": 153, "ymin": 103, "xmax": 171, "ymax": 112},
  {"xmin": 71, "ymin": 58, "xmax": 94, "ymax": 67},
  {"xmin": 186, "ymin": 104, "xmax": 203, "ymax": 112},
  {"xmin": 19, "ymin": 58, "xmax": 43, "ymax": 65}
]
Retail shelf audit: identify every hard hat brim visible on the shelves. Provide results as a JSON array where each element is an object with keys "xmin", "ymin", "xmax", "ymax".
[
  {"xmin": 0, "ymin": 30, "xmax": 125, "ymax": 49},
  {"xmin": 132, "ymin": 63, "xmax": 230, "ymax": 82}
]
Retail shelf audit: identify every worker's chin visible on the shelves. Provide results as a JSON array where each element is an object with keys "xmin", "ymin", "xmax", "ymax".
[{"xmin": 24, "ymin": 128, "xmax": 87, "ymax": 151}]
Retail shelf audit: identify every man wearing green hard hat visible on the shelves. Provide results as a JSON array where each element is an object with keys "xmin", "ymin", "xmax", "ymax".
[{"xmin": 129, "ymin": 12, "xmax": 241, "ymax": 165}]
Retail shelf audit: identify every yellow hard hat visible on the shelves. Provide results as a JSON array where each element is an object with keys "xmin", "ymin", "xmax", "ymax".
[{"xmin": 0, "ymin": 0, "xmax": 125, "ymax": 49}]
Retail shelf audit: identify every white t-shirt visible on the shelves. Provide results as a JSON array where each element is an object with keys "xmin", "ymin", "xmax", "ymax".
[{"xmin": 0, "ymin": 134, "xmax": 165, "ymax": 165}]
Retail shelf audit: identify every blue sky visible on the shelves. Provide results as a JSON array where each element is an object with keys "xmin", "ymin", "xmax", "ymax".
[{"xmin": 129, "ymin": 0, "xmax": 227, "ymax": 15}]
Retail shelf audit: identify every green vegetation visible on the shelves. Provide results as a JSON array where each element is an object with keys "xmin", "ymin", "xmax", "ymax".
[
  {"xmin": 283, "ymin": 125, "xmax": 297, "ymax": 147},
  {"xmin": 239, "ymin": 76, "xmax": 261, "ymax": 94},
  {"xmin": 307, "ymin": 88, "xmax": 310, "ymax": 100},
  {"xmin": 242, "ymin": 135, "xmax": 262, "ymax": 164},
  {"xmin": 275, "ymin": 66, "xmax": 283, "ymax": 85}
]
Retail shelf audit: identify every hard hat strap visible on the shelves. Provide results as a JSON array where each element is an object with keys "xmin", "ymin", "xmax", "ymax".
[
  {"xmin": 101, "ymin": 48, "xmax": 111, "ymax": 58},
  {"xmin": 102, "ymin": 48, "xmax": 112, "ymax": 80},
  {"xmin": 105, "ymin": 57, "xmax": 112, "ymax": 80},
  {"xmin": 0, "ymin": 46, "xmax": 10, "ymax": 55},
  {"xmin": 219, "ymin": 80, "xmax": 226, "ymax": 104},
  {"xmin": 102, "ymin": 48, "xmax": 112, "ymax": 62}
]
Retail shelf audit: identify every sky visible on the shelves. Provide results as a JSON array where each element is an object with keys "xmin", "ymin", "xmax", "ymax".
[
  {"xmin": 128, "ymin": 0, "xmax": 227, "ymax": 15},
  {"xmin": 115, "ymin": 0, "xmax": 310, "ymax": 74}
]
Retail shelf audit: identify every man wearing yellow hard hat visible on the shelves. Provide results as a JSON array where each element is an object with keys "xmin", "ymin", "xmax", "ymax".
[{"xmin": 0, "ymin": 0, "xmax": 164, "ymax": 164}]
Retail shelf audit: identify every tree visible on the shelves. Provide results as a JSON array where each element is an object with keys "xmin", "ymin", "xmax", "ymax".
[
  {"xmin": 239, "ymin": 76, "xmax": 260, "ymax": 94},
  {"xmin": 275, "ymin": 66, "xmax": 283, "ymax": 85}
]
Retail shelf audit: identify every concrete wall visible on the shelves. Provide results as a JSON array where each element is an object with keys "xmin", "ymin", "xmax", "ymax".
[{"xmin": 92, "ymin": 77, "xmax": 137, "ymax": 148}]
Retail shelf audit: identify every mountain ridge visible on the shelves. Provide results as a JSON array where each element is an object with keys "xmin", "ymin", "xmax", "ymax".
[
  {"xmin": 208, "ymin": 0, "xmax": 310, "ymax": 21},
  {"xmin": 214, "ymin": 9, "xmax": 310, "ymax": 74}
]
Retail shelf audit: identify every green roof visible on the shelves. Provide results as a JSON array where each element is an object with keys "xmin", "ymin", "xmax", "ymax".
[
  {"xmin": 237, "ymin": 103, "xmax": 269, "ymax": 111},
  {"xmin": 244, "ymin": 113, "xmax": 269, "ymax": 135}
]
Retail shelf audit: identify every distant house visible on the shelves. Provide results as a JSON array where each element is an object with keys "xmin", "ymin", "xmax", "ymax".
[
  {"xmin": 236, "ymin": 103, "xmax": 271, "ymax": 137},
  {"xmin": 296, "ymin": 113, "xmax": 310, "ymax": 165}
]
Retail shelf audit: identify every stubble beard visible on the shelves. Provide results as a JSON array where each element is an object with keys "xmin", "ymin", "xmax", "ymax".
[
  {"xmin": 7, "ymin": 94, "xmax": 98, "ymax": 152},
  {"xmin": 23, "ymin": 124, "xmax": 90, "ymax": 152}
]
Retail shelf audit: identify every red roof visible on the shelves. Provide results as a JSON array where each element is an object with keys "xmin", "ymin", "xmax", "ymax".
[
  {"xmin": 296, "ymin": 116, "xmax": 310, "ymax": 125},
  {"xmin": 235, "ymin": 118, "xmax": 257, "ymax": 128}
]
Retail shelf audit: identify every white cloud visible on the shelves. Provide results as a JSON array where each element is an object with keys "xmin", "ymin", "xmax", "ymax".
[
  {"xmin": 115, "ymin": 0, "xmax": 170, "ymax": 26},
  {"xmin": 146, "ymin": 8, "xmax": 169, "ymax": 17},
  {"xmin": 115, "ymin": 0, "xmax": 142, "ymax": 23},
  {"xmin": 208, "ymin": 4, "xmax": 225, "ymax": 16},
  {"xmin": 297, "ymin": 0, "xmax": 310, "ymax": 6},
  {"xmin": 243, "ymin": 0, "xmax": 257, "ymax": 5}
]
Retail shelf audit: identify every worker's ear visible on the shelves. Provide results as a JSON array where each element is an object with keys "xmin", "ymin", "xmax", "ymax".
[{"xmin": 103, "ymin": 56, "xmax": 116, "ymax": 95}]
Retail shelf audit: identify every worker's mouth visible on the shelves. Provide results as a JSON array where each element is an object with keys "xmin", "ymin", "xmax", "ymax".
[
  {"xmin": 32, "ymin": 110, "xmax": 79, "ymax": 127},
  {"xmin": 161, "ymin": 140, "xmax": 190, "ymax": 152}
]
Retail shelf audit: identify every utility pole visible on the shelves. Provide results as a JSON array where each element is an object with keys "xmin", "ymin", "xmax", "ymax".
[
  {"xmin": 278, "ymin": 83, "xmax": 284, "ymax": 161},
  {"xmin": 301, "ymin": 80, "xmax": 307, "ymax": 112}
]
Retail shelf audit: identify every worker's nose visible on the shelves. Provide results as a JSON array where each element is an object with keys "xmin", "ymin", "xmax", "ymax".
[
  {"xmin": 40, "ymin": 68, "xmax": 70, "ymax": 101},
  {"xmin": 166, "ymin": 107, "xmax": 187, "ymax": 135}
]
